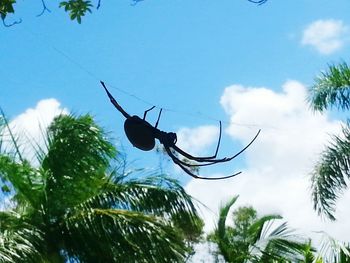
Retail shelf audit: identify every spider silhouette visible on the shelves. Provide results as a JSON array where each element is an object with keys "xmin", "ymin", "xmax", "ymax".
[{"xmin": 101, "ymin": 81, "xmax": 260, "ymax": 180}]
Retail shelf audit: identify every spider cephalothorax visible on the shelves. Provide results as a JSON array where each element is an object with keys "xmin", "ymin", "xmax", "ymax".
[{"xmin": 101, "ymin": 81, "xmax": 260, "ymax": 180}]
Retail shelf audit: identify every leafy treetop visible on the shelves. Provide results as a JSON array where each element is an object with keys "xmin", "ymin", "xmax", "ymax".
[{"xmin": 1, "ymin": 0, "xmax": 268, "ymax": 26}]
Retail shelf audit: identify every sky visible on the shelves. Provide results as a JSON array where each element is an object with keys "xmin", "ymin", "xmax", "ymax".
[{"xmin": 1, "ymin": 0, "xmax": 350, "ymax": 259}]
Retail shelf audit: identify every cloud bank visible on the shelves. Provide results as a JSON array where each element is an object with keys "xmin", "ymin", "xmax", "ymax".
[
  {"xmin": 3, "ymin": 99, "xmax": 68, "ymax": 163},
  {"xmin": 184, "ymin": 81, "xmax": 350, "ymax": 245},
  {"xmin": 176, "ymin": 125, "xmax": 219, "ymax": 156},
  {"xmin": 301, "ymin": 19, "xmax": 349, "ymax": 55}
]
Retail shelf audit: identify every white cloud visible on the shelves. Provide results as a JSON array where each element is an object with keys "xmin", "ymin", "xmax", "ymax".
[
  {"xmin": 3, "ymin": 99, "xmax": 68, "ymax": 163},
  {"xmin": 176, "ymin": 125, "xmax": 219, "ymax": 156},
  {"xmin": 301, "ymin": 19, "xmax": 349, "ymax": 55},
  {"xmin": 185, "ymin": 81, "xmax": 350, "ymax": 245}
]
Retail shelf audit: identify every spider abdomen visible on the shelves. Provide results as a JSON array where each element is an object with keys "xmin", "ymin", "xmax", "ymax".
[{"xmin": 124, "ymin": 116, "xmax": 155, "ymax": 151}]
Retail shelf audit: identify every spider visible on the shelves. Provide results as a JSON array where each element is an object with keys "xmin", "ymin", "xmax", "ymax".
[{"xmin": 100, "ymin": 81, "xmax": 260, "ymax": 180}]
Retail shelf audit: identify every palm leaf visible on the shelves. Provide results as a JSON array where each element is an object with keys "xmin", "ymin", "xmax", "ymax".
[
  {"xmin": 217, "ymin": 195, "xmax": 239, "ymax": 241},
  {"xmin": 61, "ymin": 208, "xmax": 188, "ymax": 262},
  {"xmin": 252, "ymin": 221, "xmax": 307, "ymax": 262},
  {"xmin": 0, "ymin": 108, "xmax": 23, "ymax": 162},
  {"xmin": 248, "ymin": 214, "xmax": 282, "ymax": 244},
  {"xmin": 0, "ymin": 211, "xmax": 44, "ymax": 263},
  {"xmin": 311, "ymin": 122, "xmax": 350, "ymax": 220},
  {"xmin": 309, "ymin": 62, "xmax": 350, "ymax": 112},
  {"xmin": 214, "ymin": 195, "xmax": 239, "ymax": 262},
  {"xmin": 57, "ymin": 173, "xmax": 201, "ymax": 261},
  {"xmin": 69, "ymin": 174, "xmax": 200, "ymax": 232},
  {"xmin": 41, "ymin": 114, "xmax": 117, "ymax": 216},
  {"xmin": 318, "ymin": 232, "xmax": 350, "ymax": 263},
  {"xmin": 109, "ymin": 175, "xmax": 198, "ymax": 218},
  {"xmin": 0, "ymin": 112, "xmax": 201, "ymax": 262},
  {"xmin": 0, "ymin": 155, "xmax": 44, "ymax": 210}
]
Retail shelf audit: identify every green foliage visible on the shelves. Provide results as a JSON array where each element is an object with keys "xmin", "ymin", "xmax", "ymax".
[
  {"xmin": 59, "ymin": 0, "xmax": 92, "ymax": 23},
  {"xmin": 0, "ymin": 0, "xmax": 15, "ymax": 20},
  {"xmin": 0, "ymin": 0, "xmax": 269, "ymax": 25},
  {"xmin": 311, "ymin": 122, "xmax": 350, "ymax": 220},
  {"xmin": 309, "ymin": 61, "xmax": 350, "ymax": 220},
  {"xmin": 209, "ymin": 196, "xmax": 307, "ymax": 263},
  {"xmin": 301, "ymin": 240, "xmax": 315, "ymax": 263},
  {"xmin": 0, "ymin": 211, "xmax": 44, "ymax": 263},
  {"xmin": 0, "ymin": 112, "xmax": 202, "ymax": 262},
  {"xmin": 317, "ymin": 233, "xmax": 350, "ymax": 263},
  {"xmin": 309, "ymin": 62, "xmax": 350, "ymax": 112}
]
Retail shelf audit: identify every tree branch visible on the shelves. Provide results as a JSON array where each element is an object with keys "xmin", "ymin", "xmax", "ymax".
[
  {"xmin": 37, "ymin": 0, "xmax": 51, "ymax": 17},
  {"xmin": 96, "ymin": 0, "xmax": 102, "ymax": 9},
  {"xmin": 131, "ymin": 0, "xmax": 144, "ymax": 6},
  {"xmin": 2, "ymin": 17, "xmax": 22, "ymax": 27},
  {"xmin": 248, "ymin": 0, "xmax": 268, "ymax": 4}
]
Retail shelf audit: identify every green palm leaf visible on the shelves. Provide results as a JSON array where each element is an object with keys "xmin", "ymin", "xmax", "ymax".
[
  {"xmin": 41, "ymin": 114, "xmax": 116, "ymax": 217},
  {"xmin": 309, "ymin": 62, "xmax": 350, "ymax": 112},
  {"xmin": 61, "ymin": 208, "xmax": 187, "ymax": 262},
  {"xmin": 210, "ymin": 196, "xmax": 307, "ymax": 263},
  {"xmin": 0, "ymin": 211, "xmax": 44, "ymax": 263},
  {"xmin": 87, "ymin": 174, "xmax": 198, "ymax": 220},
  {"xmin": 0, "ymin": 112, "xmax": 201, "ymax": 262},
  {"xmin": 216, "ymin": 195, "xmax": 239, "ymax": 261},
  {"xmin": 309, "ymin": 61, "xmax": 350, "ymax": 220},
  {"xmin": 318, "ymin": 232, "xmax": 350, "ymax": 263},
  {"xmin": 253, "ymin": 221, "xmax": 307, "ymax": 262},
  {"xmin": 0, "ymin": 156, "xmax": 44, "ymax": 209},
  {"xmin": 217, "ymin": 195, "xmax": 239, "ymax": 240},
  {"xmin": 311, "ymin": 122, "xmax": 350, "ymax": 220},
  {"xmin": 249, "ymin": 214, "xmax": 282, "ymax": 244}
]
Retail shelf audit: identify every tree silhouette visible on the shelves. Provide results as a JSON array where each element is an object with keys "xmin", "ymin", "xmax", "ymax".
[{"xmin": 0, "ymin": 112, "xmax": 202, "ymax": 262}]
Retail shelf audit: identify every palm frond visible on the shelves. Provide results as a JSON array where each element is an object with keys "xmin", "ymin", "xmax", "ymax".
[
  {"xmin": 303, "ymin": 240, "xmax": 316, "ymax": 263},
  {"xmin": 0, "ymin": 155, "xmax": 44, "ymax": 209},
  {"xmin": 217, "ymin": 195, "xmax": 239, "ymax": 241},
  {"xmin": 318, "ymin": 232, "xmax": 350, "ymax": 263},
  {"xmin": 214, "ymin": 195, "xmax": 239, "ymax": 262},
  {"xmin": 41, "ymin": 114, "xmax": 117, "ymax": 216},
  {"xmin": 0, "ymin": 211, "xmax": 44, "ymax": 263},
  {"xmin": 61, "ymin": 208, "xmax": 188, "ymax": 262},
  {"xmin": 248, "ymin": 214, "xmax": 282, "ymax": 244},
  {"xmin": 309, "ymin": 62, "xmax": 350, "ymax": 112},
  {"xmin": 116, "ymin": 175, "xmax": 198, "ymax": 217},
  {"xmin": 0, "ymin": 112, "xmax": 201, "ymax": 262},
  {"xmin": 0, "ymin": 108, "xmax": 24, "ymax": 162},
  {"xmin": 0, "ymin": 111, "xmax": 5, "ymax": 152},
  {"xmin": 71, "ymin": 174, "xmax": 198, "ymax": 221},
  {"xmin": 253, "ymin": 221, "xmax": 307, "ymax": 262},
  {"xmin": 311, "ymin": 122, "xmax": 350, "ymax": 220}
]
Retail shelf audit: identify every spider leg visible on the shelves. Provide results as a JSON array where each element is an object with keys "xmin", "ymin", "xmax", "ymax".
[
  {"xmin": 167, "ymin": 121, "xmax": 223, "ymax": 162},
  {"xmin": 143, "ymin": 106, "xmax": 156, "ymax": 120},
  {"xmin": 165, "ymin": 146, "xmax": 228, "ymax": 167},
  {"xmin": 100, "ymin": 81, "xmax": 131, "ymax": 119},
  {"xmin": 172, "ymin": 129, "xmax": 261, "ymax": 163},
  {"xmin": 155, "ymin": 108, "xmax": 163, "ymax": 128},
  {"xmin": 164, "ymin": 145, "xmax": 241, "ymax": 180},
  {"xmin": 172, "ymin": 144, "xmax": 229, "ymax": 163},
  {"xmin": 222, "ymin": 129, "xmax": 261, "ymax": 162}
]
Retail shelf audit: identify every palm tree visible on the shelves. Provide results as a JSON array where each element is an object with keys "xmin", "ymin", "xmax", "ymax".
[
  {"xmin": 308, "ymin": 62, "xmax": 350, "ymax": 220},
  {"xmin": 317, "ymin": 232, "xmax": 350, "ymax": 263},
  {"xmin": 208, "ymin": 195, "xmax": 307, "ymax": 262},
  {"xmin": 0, "ymin": 112, "xmax": 202, "ymax": 262}
]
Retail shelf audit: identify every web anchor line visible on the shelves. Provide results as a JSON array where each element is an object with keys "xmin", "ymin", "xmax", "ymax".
[{"xmin": 24, "ymin": 25, "xmax": 267, "ymax": 130}]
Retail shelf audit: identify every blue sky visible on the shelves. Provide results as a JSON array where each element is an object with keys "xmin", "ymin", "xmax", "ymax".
[
  {"xmin": 2, "ymin": 0, "xmax": 349, "ymax": 118},
  {"xmin": 2, "ymin": 0, "xmax": 349, "ymax": 170},
  {"xmin": 2, "ymin": 0, "xmax": 350, "ymax": 258}
]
